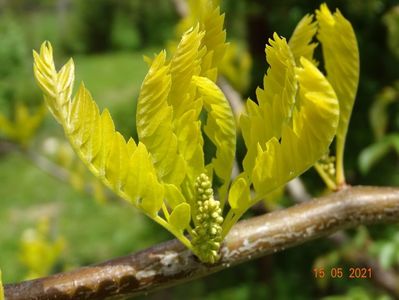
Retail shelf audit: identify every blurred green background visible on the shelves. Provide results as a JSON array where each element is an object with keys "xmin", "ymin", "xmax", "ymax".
[{"xmin": 0, "ymin": 0, "xmax": 398, "ymax": 299}]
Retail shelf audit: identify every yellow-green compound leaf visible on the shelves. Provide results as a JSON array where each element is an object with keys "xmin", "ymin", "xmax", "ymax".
[
  {"xmin": 33, "ymin": 42, "xmax": 164, "ymax": 218},
  {"xmin": 241, "ymin": 33, "xmax": 298, "ymax": 179},
  {"xmin": 316, "ymin": 4, "xmax": 359, "ymax": 184},
  {"xmin": 228, "ymin": 176, "xmax": 250, "ymax": 211},
  {"xmin": 169, "ymin": 26, "xmax": 204, "ymax": 118},
  {"xmin": 174, "ymin": 0, "xmax": 227, "ymax": 82},
  {"xmin": 169, "ymin": 26, "xmax": 205, "ymax": 182},
  {"xmin": 33, "ymin": 42, "xmax": 74, "ymax": 124},
  {"xmin": 105, "ymin": 132, "xmax": 129, "ymax": 191},
  {"xmin": 288, "ymin": 14, "xmax": 318, "ymax": 66},
  {"xmin": 137, "ymin": 51, "xmax": 186, "ymax": 186},
  {"xmin": 169, "ymin": 203, "xmax": 191, "ymax": 231},
  {"xmin": 124, "ymin": 143, "xmax": 164, "ymax": 216},
  {"xmin": 91, "ymin": 109, "xmax": 116, "ymax": 176},
  {"xmin": 252, "ymin": 57, "xmax": 339, "ymax": 197},
  {"xmin": 199, "ymin": 4, "xmax": 228, "ymax": 81},
  {"xmin": 192, "ymin": 75, "xmax": 236, "ymax": 203},
  {"xmin": 167, "ymin": 0, "xmax": 228, "ymax": 192}
]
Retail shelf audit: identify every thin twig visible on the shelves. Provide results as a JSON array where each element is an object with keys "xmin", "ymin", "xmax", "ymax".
[
  {"xmin": 5, "ymin": 186, "xmax": 399, "ymax": 300},
  {"xmin": 24, "ymin": 149, "xmax": 70, "ymax": 183},
  {"xmin": 0, "ymin": 140, "xmax": 117, "ymax": 202}
]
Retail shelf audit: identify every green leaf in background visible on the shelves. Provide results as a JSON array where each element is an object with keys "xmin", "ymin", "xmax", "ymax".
[
  {"xmin": 358, "ymin": 134, "xmax": 399, "ymax": 174},
  {"xmin": 322, "ymin": 286, "xmax": 389, "ymax": 300},
  {"xmin": 369, "ymin": 83, "xmax": 399, "ymax": 140},
  {"xmin": 378, "ymin": 242, "xmax": 396, "ymax": 270},
  {"xmin": 383, "ymin": 5, "xmax": 399, "ymax": 59}
]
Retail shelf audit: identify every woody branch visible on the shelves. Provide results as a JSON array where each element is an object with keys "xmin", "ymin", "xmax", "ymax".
[{"xmin": 5, "ymin": 186, "xmax": 399, "ymax": 300}]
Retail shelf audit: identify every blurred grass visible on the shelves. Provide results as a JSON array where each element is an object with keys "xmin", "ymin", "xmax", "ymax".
[
  {"xmin": 0, "ymin": 50, "xmax": 170, "ymax": 283},
  {"xmin": 74, "ymin": 51, "xmax": 148, "ymax": 109}
]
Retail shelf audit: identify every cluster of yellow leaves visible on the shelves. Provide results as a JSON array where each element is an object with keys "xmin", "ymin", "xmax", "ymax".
[
  {"xmin": 33, "ymin": 1, "xmax": 359, "ymax": 263},
  {"xmin": 226, "ymin": 4, "xmax": 358, "ymax": 225},
  {"xmin": 33, "ymin": 0, "xmax": 234, "ymax": 253},
  {"xmin": 19, "ymin": 218, "xmax": 65, "ymax": 279},
  {"xmin": 174, "ymin": 0, "xmax": 252, "ymax": 93},
  {"xmin": 0, "ymin": 102, "xmax": 46, "ymax": 147}
]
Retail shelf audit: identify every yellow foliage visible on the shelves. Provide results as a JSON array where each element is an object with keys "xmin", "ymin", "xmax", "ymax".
[
  {"xmin": 0, "ymin": 102, "xmax": 46, "ymax": 147},
  {"xmin": 33, "ymin": 1, "xmax": 232, "ymax": 256},
  {"xmin": 19, "ymin": 218, "xmax": 65, "ymax": 279},
  {"xmin": 316, "ymin": 4, "xmax": 360, "ymax": 185},
  {"xmin": 32, "ymin": 1, "xmax": 359, "ymax": 263}
]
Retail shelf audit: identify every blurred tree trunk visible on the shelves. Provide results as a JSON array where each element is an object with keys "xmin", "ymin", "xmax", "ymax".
[
  {"xmin": 74, "ymin": 0, "xmax": 117, "ymax": 53},
  {"xmin": 57, "ymin": 0, "xmax": 70, "ymax": 38}
]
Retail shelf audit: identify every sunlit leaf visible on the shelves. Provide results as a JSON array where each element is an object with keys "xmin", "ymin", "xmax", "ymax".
[
  {"xmin": 164, "ymin": 184, "xmax": 186, "ymax": 209},
  {"xmin": 169, "ymin": 203, "xmax": 191, "ymax": 231},
  {"xmin": 137, "ymin": 50, "xmax": 186, "ymax": 186},
  {"xmin": 33, "ymin": 42, "xmax": 163, "ymax": 218},
  {"xmin": 193, "ymin": 75, "xmax": 236, "ymax": 202},
  {"xmin": 123, "ymin": 143, "xmax": 164, "ymax": 216},
  {"xmin": 288, "ymin": 14, "xmax": 318, "ymax": 65},
  {"xmin": 169, "ymin": 26, "xmax": 205, "ymax": 182},
  {"xmin": 228, "ymin": 176, "xmax": 250, "ymax": 211},
  {"xmin": 241, "ymin": 33, "xmax": 339, "ymax": 199},
  {"xmin": 241, "ymin": 33, "xmax": 298, "ymax": 178},
  {"xmin": 316, "ymin": 4, "xmax": 359, "ymax": 184}
]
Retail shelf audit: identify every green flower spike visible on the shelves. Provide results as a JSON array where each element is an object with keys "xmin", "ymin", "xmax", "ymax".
[{"xmin": 192, "ymin": 173, "xmax": 224, "ymax": 263}]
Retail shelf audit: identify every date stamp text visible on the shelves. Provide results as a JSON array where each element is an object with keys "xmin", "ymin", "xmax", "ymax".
[{"xmin": 313, "ymin": 267, "xmax": 372, "ymax": 279}]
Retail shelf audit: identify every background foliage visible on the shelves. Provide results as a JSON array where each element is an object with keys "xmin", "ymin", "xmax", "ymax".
[{"xmin": 0, "ymin": 0, "xmax": 398, "ymax": 299}]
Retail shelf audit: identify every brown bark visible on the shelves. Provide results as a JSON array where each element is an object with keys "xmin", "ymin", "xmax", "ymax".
[{"xmin": 5, "ymin": 186, "xmax": 399, "ymax": 300}]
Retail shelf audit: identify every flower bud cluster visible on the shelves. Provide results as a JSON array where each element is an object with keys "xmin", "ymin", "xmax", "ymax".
[
  {"xmin": 191, "ymin": 173, "xmax": 223, "ymax": 263},
  {"xmin": 319, "ymin": 154, "xmax": 336, "ymax": 177}
]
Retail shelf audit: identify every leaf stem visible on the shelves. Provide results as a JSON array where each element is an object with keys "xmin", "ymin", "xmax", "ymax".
[
  {"xmin": 162, "ymin": 203, "xmax": 170, "ymax": 221},
  {"xmin": 336, "ymin": 137, "xmax": 346, "ymax": 188},
  {"xmin": 221, "ymin": 209, "xmax": 238, "ymax": 239},
  {"xmin": 153, "ymin": 215, "xmax": 193, "ymax": 251},
  {"xmin": 314, "ymin": 163, "xmax": 337, "ymax": 191}
]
